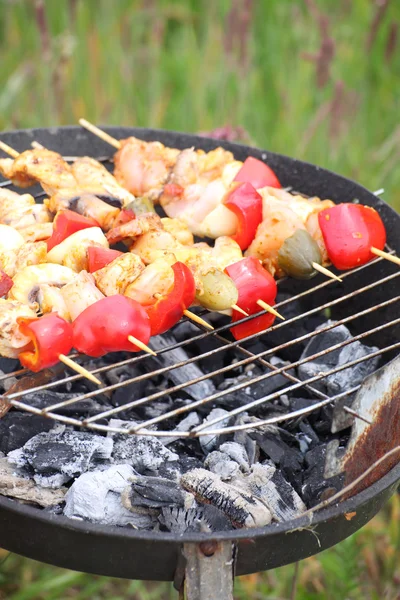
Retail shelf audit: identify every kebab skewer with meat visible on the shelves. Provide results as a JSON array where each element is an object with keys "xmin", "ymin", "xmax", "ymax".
[{"xmin": 78, "ymin": 119, "xmax": 397, "ymax": 275}]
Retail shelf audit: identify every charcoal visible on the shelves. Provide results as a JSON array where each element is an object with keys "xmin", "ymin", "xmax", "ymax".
[
  {"xmin": 7, "ymin": 427, "xmax": 113, "ymax": 486},
  {"xmin": 150, "ymin": 334, "xmax": 215, "ymax": 400},
  {"xmin": 161, "ymin": 412, "xmax": 201, "ymax": 446},
  {"xmin": 302, "ymin": 444, "xmax": 344, "ymax": 506},
  {"xmin": 0, "ymin": 413, "xmax": 55, "ymax": 454},
  {"xmin": 298, "ymin": 322, "xmax": 379, "ymax": 396},
  {"xmin": 247, "ymin": 463, "xmax": 306, "ymax": 522},
  {"xmin": 0, "ymin": 457, "xmax": 66, "ymax": 507},
  {"xmin": 109, "ymin": 422, "xmax": 178, "ymax": 472},
  {"xmin": 160, "ymin": 505, "xmax": 203, "ymax": 533},
  {"xmin": 219, "ymin": 442, "xmax": 250, "ymax": 472},
  {"xmin": 298, "ymin": 421, "xmax": 320, "ymax": 448},
  {"xmin": 110, "ymin": 373, "xmax": 148, "ymax": 407},
  {"xmin": 64, "ymin": 465, "xmax": 154, "ymax": 528},
  {"xmin": 326, "ymin": 341, "xmax": 379, "ymax": 395},
  {"xmin": 123, "ymin": 475, "xmax": 185, "ymax": 509},
  {"xmin": 158, "ymin": 456, "xmax": 203, "ymax": 481},
  {"xmin": 201, "ymin": 504, "xmax": 232, "ymax": 532},
  {"xmin": 181, "ymin": 468, "xmax": 272, "ymax": 528},
  {"xmin": 204, "ymin": 451, "xmax": 240, "ymax": 480},
  {"xmin": 199, "ymin": 408, "xmax": 231, "ymax": 453},
  {"xmin": 16, "ymin": 390, "xmax": 112, "ymax": 415}
]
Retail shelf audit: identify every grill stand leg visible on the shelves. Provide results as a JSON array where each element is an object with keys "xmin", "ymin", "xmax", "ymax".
[{"xmin": 180, "ymin": 541, "xmax": 235, "ymax": 600}]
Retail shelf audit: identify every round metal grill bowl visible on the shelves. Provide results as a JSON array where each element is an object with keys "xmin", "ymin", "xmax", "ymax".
[{"xmin": 0, "ymin": 127, "xmax": 399, "ymax": 581}]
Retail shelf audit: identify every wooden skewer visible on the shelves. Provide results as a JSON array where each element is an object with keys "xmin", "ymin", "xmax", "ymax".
[
  {"xmin": 232, "ymin": 304, "xmax": 249, "ymax": 317},
  {"xmin": 79, "ymin": 118, "xmax": 121, "ymax": 150},
  {"xmin": 58, "ymin": 354, "xmax": 102, "ymax": 386},
  {"xmin": 183, "ymin": 309, "xmax": 214, "ymax": 330},
  {"xmin": 31, "ymin": 141, "xmax": 44, "ymax": 150},
  {"xmin": 256, "ymin": 299, "xmax": 285, "ymax": 321},
  {"xmin": 0, "ymin": 140, "xmax": 20, "ymax": 158},
  {"xmin": 127, "ymin": 335, "xmax": 157, "ymax": 356},
  {"xmin": 312, "ymin": 262, "xmax": 342, "ymax": 282},
  {"xmin": 370, "ymin": 247, "xmax": 400, "ymax": 267}
]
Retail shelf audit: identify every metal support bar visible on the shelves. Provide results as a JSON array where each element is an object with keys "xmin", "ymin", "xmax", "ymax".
[{"xmin": 183, "ymin": 541, "xmax": 235, "ymax": 600}]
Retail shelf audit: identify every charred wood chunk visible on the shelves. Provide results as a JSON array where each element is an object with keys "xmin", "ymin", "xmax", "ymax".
[
  {"xmin": 204, "ymin": 451, "xmax": 240, "ymax": 481},
  {"xmin": 219, "ymin": 442, "xmax": 250, "ymax": 472},
  {"xmin": 181, "ymin": 468, "xmax": 272, "ymax": 528},
  {"xmin": 123, "ymin": 475, "xmax": 185, "ymax": 509},
  {"xmin": 7, "ymin": 426, "xmax": 113, "ymax": 487},
  {"xmin": 0, "ymin": 412, "xmax": 54, "ymax": 454},
  {"xmin": 247, "ymin": 463, "xmax": 306, "ymax": 522}
]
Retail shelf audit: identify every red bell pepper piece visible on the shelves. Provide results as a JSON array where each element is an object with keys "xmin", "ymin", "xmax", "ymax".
[
  {"xmin": 87, "ymin": 246, "xmax": 123, "ymax": 272},
  {"xmin": 234, "ymin": 156, "xmax": 281, "ymax": 189},
  {"xmin": 226, "ymin": 257, "xmax": 277, "ymax": 340},
  {"xmin": 112, "ymin": 209, "xmax": 136, "ymax": 228},
  {"xmin": 46, "ymin": 210, "xmax": 100, "ymax": 251},
  {"xmin": 17, "ymin": 313, "xmax": 73, "ymax": 372},
  {"xmin": 318, "ymin": 203, "xmax": 387, "ymax": 270},
  {"xmin": 224, "ymin": 182, "xmax": 263, "ymax": 250},
  {"xmin": 145, "ymin": 262, "xmax": 196, "ymax": 335},
  {"xmin": 0, "ymin": 269, "xmax": 13, "ymax": 297},
  {"xmin": 72, "ymin": 295, "xmax": 151, "ymax": 357}
]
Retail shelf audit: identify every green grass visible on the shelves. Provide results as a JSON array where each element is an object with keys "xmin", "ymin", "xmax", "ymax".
[{"xmin": 0, "ymin": 0, "xmax": 399, "ymax": 598}]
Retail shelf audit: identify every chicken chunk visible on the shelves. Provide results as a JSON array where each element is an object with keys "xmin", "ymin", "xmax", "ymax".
[
  {"xmin": 114, "ymin": 137, "xmax": 180, "ymax": 199},
  {"xmin": 0, "ymin": 299, "xmax": 37, "ymax": 358},
  {"xmin": 93, "ymin": 253, "xmax": 145, "ymax": 296},
  {"xmin": 106, "ymin": 213, "xmax": 164, "ymax": 246}
]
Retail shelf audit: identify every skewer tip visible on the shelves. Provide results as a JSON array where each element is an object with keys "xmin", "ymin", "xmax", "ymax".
[
  {"xmin": 183, "ymin": 309, "xmax": 214, "ymax": 330},
  {"xmin": 256, "ymin": 299, "xmax": 285, "ymax": 320},
  {"xmin": 79, "ymin": 118, "xmax": 121, "ymax": 150},
  {"xmin": 231, "ymin": 304, "xmax": 249, "ymax": 317},
  {"xmin": 370, "ymin": 247, "xmax": 400, "ymax": 267},
  {"xmin": 0, "ymin": 140, "xmax": 19, "ymax": 158},
  {"xmin": 127, "ymin": 335, "xmax": 157, "ymax": 356},
  {"xmin": 312, "ymin": 262, "xmax": 342, "ymax": 282},
  {"xmin": 58, "ymin": 354, "xmax": 102, "ymax": 386}
]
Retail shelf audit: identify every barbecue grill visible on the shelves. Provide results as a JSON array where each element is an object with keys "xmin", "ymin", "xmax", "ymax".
[{"xmin": 0, "ymin": 127, "xmax": 399, "ymax": 600}]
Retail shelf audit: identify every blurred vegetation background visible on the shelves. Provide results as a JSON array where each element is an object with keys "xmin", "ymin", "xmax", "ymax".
[{"xmin": 0, "ymin": 0, "xmax": 399, "ymax": 598}]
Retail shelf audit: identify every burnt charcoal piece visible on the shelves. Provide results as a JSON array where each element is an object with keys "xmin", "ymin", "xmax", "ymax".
[
  {"xmin": 160, "ymin": 505, "xmax": 203, "ymax": 533},
  {"xmin": 219, "ymin": 442, "xmax": 250, "ymax": 472},
  {"xmin": 204, "ymin": 451, "xmax": 240, "ymax": 481},
  {"xmin": 298, "ymin": 321, "xmax": 379, "ymax": 395},
  {"xmin": 109, "ymin": 423, "xmax": 178, "ymax": 472},
  {"xmin": 7, "ymin": 427, "xmax": 113, "ymax": 486},
  {"xmin": 247, "ymin": 463, "xmax": 306, "ymax": 522},
  {"xmin": 181, "ymin": 468, "xmax": 272, "ymax": 528},
  {"xmin": 302, "ymin": 444, "xmax": 344, "ymax": 507},
  {"xmin": 161, "ymin": 412, "xmax": 201, "ymax": 446},
  {"xmin": 233, "ymin": 418, "xmax": 259, "ymax": 465},
  {"xmin": 110, "ymin": 375, "xmax": 148, "ymax": 408},
  {"xmin": 199, "ymin": 408, "xmax": 231, "ymax": 454},
  {"xmin": 158, "ymin": 457, "xmax": 203, "ymax": 481},
  {"xmin": 150, "ymin": 334, "xmax": 215, "ymax": 400},
  {"xmin": 64, "ymin": 465, "xmax": 154, "ymax": 528},
  {"xmin": 201, "ymin": 504, "xmax": 233, "ymax": 532},
  {"xmin": 0, "ymin": 413, "xmax": 54, "ymax": 454},
  {"xmin": 123, "ymin": 475, "xmax": 185, "ymax": 509},
  {"xmin": 16, "ymin": 390, "xmax": 112, "ymax": 416}
]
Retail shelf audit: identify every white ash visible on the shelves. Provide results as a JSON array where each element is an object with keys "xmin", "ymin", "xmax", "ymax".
[
  {"xmin": 181, "ymin": 468, "xmax": 272, "ymax": 528},
  {"xmin": 204, "ymin": 451, "xmax": 240, "ymax": 481},
  {"xmin": 199, "ymin": 408, "xmax": 231, "ymax": 453},
  {"xmin": 161, "ymin": 412, "xmax": 201, "ymax": 446},
  {"xmin": 150, "ymin": 333, "xmax": 216, "ymax": 400},
  {"xmin": 64, "ymin": 464, "xmax": 154, "ymax": 528},
  {"xmin": 107, "ymin": 420, "xmax": 178, "ymax": 472},
  {"xmin": 7, "ymin": 426, "xmax": 113, "ymax": 487},
  {"xmin": 219, "ymin": 442, "xmax": 250, "ymax": 472},
  {"xmin": 0, "ymin": 457, "xmax": 66, "ymax": 507}
]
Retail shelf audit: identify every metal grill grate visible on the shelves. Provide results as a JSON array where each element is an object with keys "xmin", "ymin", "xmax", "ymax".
[{"xmin": 1, "ymin": 176, "xmax": 399, "ymax": 439}]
